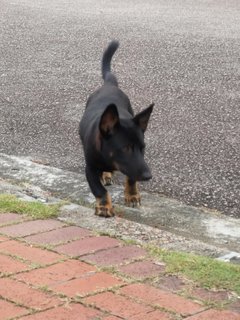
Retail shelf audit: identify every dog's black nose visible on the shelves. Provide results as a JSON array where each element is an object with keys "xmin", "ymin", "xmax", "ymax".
[{"xmin": 140, "ymin": 171, "xmax": 152, "ymax": 181}]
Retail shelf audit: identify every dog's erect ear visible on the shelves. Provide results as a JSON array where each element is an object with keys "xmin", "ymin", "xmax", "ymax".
[
  {"xmin": 99, "ymin": 104, "xmax": 119, "ymax": 136},
  {"xmin": 133, "ymin": 103, "xmax": 154, "ymax": 132}
]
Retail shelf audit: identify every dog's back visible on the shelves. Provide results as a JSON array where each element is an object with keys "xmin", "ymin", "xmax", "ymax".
[{"xmin": 80, "ymin": 41, "xmax": 133, "ymax": 146}]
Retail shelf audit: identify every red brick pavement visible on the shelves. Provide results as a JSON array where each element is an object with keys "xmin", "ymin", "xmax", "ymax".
[
  {"xmin": 17, "ymin": 303, "xmax": 102, "ymax": 320},
  {"xmin": 120, "ymin": 283, "xmax": 205, "ymax": 316},
  {"xmin": 24, "ymin": 226, "xmax": 92, "ymax": 245},
  {"xmin": 0, "ymin": 212, "xmax": 26, "ymax": 225},
  {"xmin": 118, "ymin": 260, "xmax": 166, "ymax": 278},
  {"xmin": 186, "ymin": 309, "xmax": 240, "ymax": 320},
  {"xmin": 0, "ymin": 240, "xmax": 64, "ymax": 265},
  {"xmin": 0, "ymin": 219, "xmax": 64, "ymax": 237},
  {"xmin": 0, "ymin": 278, "xmax": 61, "ymax": 310},
  {"xmin": 15, "ymin": 260, "xmax": 96, "ymax": 286},
  {"xmin": 0, "ymin": 214, "xmax": 239, "ymax": 320},
  {"xmin": 0, "ymin": 254, "xmax": 30, "ymax": 274},
  {"xmin": 0, "ymin": 299, "xmax": 28, "ymax": 319},
  {"xmin": 84, "ymin": 292, "xmax": 153, "ymax": 318},
  {"xmin": 0, "ymin": 235, "xmax": 8, "ymax": 242},
  {"xmin": 55, "ymin": 236, "xmax": 121, "ymax": 257},
  {"xmin": 82, "ymin": 244, "xmax": 146, "ymax": 266}
]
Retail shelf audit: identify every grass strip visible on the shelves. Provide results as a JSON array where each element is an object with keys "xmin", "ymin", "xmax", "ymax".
[
  {"xmin": 0, "ymin": 194, "xmax": 61, "ymax": 219},
  {"xmin": 148, "ymin": 246, "xmax": 240, "ymax": 295}
]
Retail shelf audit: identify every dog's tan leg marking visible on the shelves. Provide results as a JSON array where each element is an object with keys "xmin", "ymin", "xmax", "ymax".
[
  {"xmin": 124, "ymin": 177, "xmax": 141, "ymax": 208},
  {"xmin": 102, "ymin": 172, "xmax": 113, "ymax": 186},
  {"xmin": 95, "ymin": 192, "xmax": 114, "ymax": 217}
]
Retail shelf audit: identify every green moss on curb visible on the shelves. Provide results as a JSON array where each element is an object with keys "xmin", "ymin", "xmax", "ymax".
[{"xmin": 0, "ymin": 194, "xmax": 61, "ymax": 219}]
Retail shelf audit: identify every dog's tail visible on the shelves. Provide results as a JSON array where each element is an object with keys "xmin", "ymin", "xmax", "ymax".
[{"xmin": 101, "ymin": 40, "xmax": 119, "ymax": 86}]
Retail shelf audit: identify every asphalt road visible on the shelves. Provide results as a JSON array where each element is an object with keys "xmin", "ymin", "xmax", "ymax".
[{"xmin": 0, "ymin": 0, "xmax": 239, "ymax": 217}]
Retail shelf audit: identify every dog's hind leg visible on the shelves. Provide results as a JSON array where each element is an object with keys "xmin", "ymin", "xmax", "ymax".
[
  {"xmin": 86, "ymin": 166, "xmax": 114, "ymax": 217},
  {"xmin": 124, "ymin": 177, "xmax": 141, "ymax": 208}
]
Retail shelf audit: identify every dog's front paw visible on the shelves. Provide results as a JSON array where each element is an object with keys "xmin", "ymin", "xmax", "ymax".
[
  {"xmin": 95, "ymin": 193, "xmax": 114, "ymax": 218},
  {"xmin": 125, "ymin": 193, "xmax": 141, "ymax": 208},
  {"xmin": 95, "ymin": 205, "xmax": 115, "ymax": 218},
  {"xmin": 124, "ymin": 178, "xmax": 141, "ymax": 208}
]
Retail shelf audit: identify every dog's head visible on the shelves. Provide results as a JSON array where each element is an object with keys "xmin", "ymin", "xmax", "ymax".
[{"xmin": 99, "ymin": 103, "xmax": 154, "ymax": 181}]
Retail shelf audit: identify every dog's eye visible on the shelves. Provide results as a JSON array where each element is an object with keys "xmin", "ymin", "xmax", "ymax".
[{"xmin": 123, "ymin": 144, "xmax": 133, "ymax": 153}]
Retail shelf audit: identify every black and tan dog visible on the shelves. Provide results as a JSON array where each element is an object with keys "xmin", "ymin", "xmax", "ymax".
[{"xmin": 79, "ymin": 40, "xmax": 154, "ymax": 217}]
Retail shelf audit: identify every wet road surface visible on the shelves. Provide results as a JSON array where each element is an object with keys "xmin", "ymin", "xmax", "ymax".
[{"xmin": 0, "ymin": 0, "xmax": 239, "ymax": 217}]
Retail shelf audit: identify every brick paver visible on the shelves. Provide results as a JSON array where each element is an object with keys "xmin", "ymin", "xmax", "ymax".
[
  {"xmin": 103, "ymin": 316, "xmax": 123, "ymax": 320},
  {"xmin": 119, "ymin": 260, "xmax": 165, "ymax": 278},
  {"xmin": 0, "ymin": 240, "xmax": 64, "ymax": 265},
  {"xmin": 0, "ymin": 219, "xmax": 64, "ymax": 237},
  {"xmin": 24, "ymin": 226, "xmax": 92, "ymax": 245},
  {"xmin": 0, "ymin": 254, "xmax": 29, "ymax": 274},
  {"xmin": 229, "ymin": 299, "xmax": 240, "ymax": 314},
  {"xmin": 84, "ymin": 291, "xmax": 154, "ymax": 319},
  {"xmin": 17, "ymin": 303, "xmax": 102, "ymax": 320},
  {"xmin": 51, "ymin": 272, "xmax": 124, "ymax": 297},
  {"xmin": 191, "ymin": 287, "xmax": 232, "ymax": 303},
  {"xmin": 131, "ymin": 310, "xmax": 172, "ymax": 320},
  {"xmin": 0, "ymin": 278, "xmax": 61, "ymax": 310},
  {"xmin": 55, "ymin": 236, "xmax": 121, "ymax": 256},
  {"xmin": 0, "ymin": 299, "xmax": 29, "ymax": 319},
  {"xmin": 186, "ymin": 309, "xmax": 240, "ymax": 319},
  {"xmin": 0, "ymin": 235, "xmax": 8, "ymax": 242},
  {"xmin": 120, "ymin": 283, "xmax": 204, "ymax": 316},
  {"xmin": 0, "ymin": 213, "xmax": 25, "ymax": 225},
  {"xmin": 156, "ymin": 274, "xmax": 187, "ymax": 292},
  {"xmin": 82, "ymin": 245, "xmax": 146, "ymax": 266},
  {"xmin": 15, "ymin": 260, "xmax": 96, "ymax": 286}
]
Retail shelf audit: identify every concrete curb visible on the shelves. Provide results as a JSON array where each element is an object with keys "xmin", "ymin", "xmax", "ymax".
[{"xmin": 0, "ymin": 152, "xmax": 240, "ymax": 261}]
